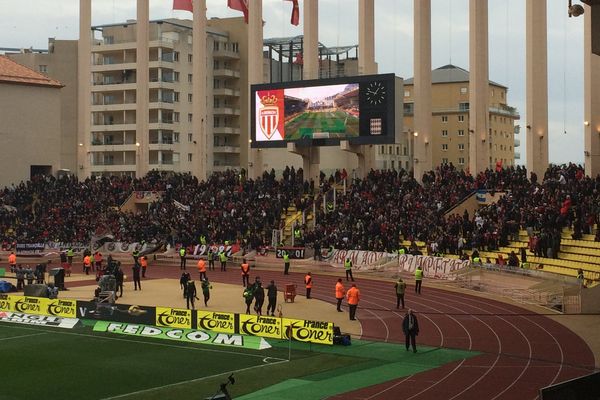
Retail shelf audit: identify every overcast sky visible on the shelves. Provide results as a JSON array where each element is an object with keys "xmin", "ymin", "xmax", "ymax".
[{"xmin": 0, "ymin": 0, "xmax": 586, "ymax": 166}]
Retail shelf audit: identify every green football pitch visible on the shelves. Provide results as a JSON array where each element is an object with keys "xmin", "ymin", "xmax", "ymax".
[
  {"xmin": 0, "ymin": 321, "xmax": 476, "ymax": 400},
  {"xmin": 285, "ymin": 111, "xmax": 360, "ymax": 140}
]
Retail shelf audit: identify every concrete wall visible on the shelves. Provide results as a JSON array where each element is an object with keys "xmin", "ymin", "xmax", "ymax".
[{"xmin": 0, "ymin": 83, "xmax": 62, "ymax": 186}]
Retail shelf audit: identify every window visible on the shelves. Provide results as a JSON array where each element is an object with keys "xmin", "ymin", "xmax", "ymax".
[
  {"xmin": 442, "ymin": 144, "xmax": 448, "ymax": 151},
  {"xmin": 458, "ymin": 143, "xmax": 465, "ymax": 151},
  {"xmin": 213, "ymin": 79, "xmax": 220, "ymax": 88},
  {"xmin": 232, "ymin": 42, "xmax": 239, "ymax": 52},
  {"xmin": 441, "ymin": 116, "xmax": 448, "ymax": 123},
  {"xmin": 396, "ymin": 146, "xmax": 400, "ymax": 155},
  {"xmin": 213, "ymin": 41, "xmax": 220, "ymax": 51},
  {"xmin": 403, "ymin": 103, "xmax": 414, "ymax": 114},
  {"xmin": 214, "ymin": 136, "xmax": 220, "ymax": 146},
  {"xmin": 459, "ymin": 102, "xmax": 469, "ymax": 111},
  {"xmin": 389, "ymin": 146, "xmax": 392, "ymax": 154},
  {"xmin": 213, "ymin": 60, "xmax": 219, "ymax": 69},
  {"xmin": 174, "ymin": 52, "xmax": 180, "ymax": 62},
  {"xmin": 442, "ymin": 130, "xmax": 448, "ymax": 137},
  {"xmin": 458, "ymin": 115, "xmax": 465, "ymax": 122},
  {"xmin": 380, "ymin": 146, "xmax": 385, "ymax": 154},
  {"xmin": 214, "ymin": 98, "xmax": 220, "ymax": 108},
  {"xmin": 442, "ymin": 158, "xmax": 449, "ymax": 164},
  {"xmin": 174, "ymin": 112, "xmax": 180, "ymax": 122},
  {"xmin": 404, "ymin": 90, "xmax": 410, "ymax": 97},
  {"xmin": 491, "ymin": 89, "xmax": 495, "ymax": 97},
  {"xmin": 173, "ymin": 132, "xmax": 180, "ymax": 143},
  {"xmin": 458, "ymin": 129, "xmax": 465, "ymax": 137},
  {"xmin": 458, "ymin": 157, "xmax": 465, "ymax": 165},
  {"xmin": 460, "ymin": 87, "xmax": 468, "ymax": 94},
  {"xmin": 403, "ymin": 146, "xmax": 407, "ymax": 156},
  {"xmin": 188, "ymin": 74, "xmax": 193, "ymax": 83},
  {"xmin": 391, "ymin": 160, "xmax": 395, "ymax": 169},
  {"xmin": 174, "ymin": 72, "xmax": 180, "ymax": 82},
  {"xmin": 187, "ymin": 153, "xmax": 193, "ymax": 162},
  {"xmin": 38, "ymin": 65, "xmax": 48, "ymax": 73},
  {"xmin": 188, "ymin": 54, "xmax": 193, "ymax": 62},
  {"xmin": 214, "ymin": 117, "xmax": 221, "ymax": 127},
  {"xmin": 174, "ymin": 92, "xmax": 180, "ymax": 102},
  {"xmin": 188, "ymin": 113, "xmax": 193, "ymax": 122},
  {"xmin": 188, "ymin": 133, "xmax": 193, "ymax": 142},
  {"xmin": 188, "ymin": 93, "xmax": 193, "ymax": 102}
]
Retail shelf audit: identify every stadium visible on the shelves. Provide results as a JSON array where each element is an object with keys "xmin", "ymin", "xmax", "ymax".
[{"xmin": 1, "ymin": 1, "xmax": 600, "ymax": 400}]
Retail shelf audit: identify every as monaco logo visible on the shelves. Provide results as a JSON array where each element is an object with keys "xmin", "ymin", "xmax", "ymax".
[{"xmin": 259, "ymin": 94, "xmax": 279, "ymax": 140}]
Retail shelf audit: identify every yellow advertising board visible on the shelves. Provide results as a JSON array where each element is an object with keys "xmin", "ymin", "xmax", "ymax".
[
  {"xmin": 155, "ymin": 306, "xmax": 192, "ymax": 329},
  {"xmin": 0, "ymin": 295, "xmax": 76, "ymax": 318},
  {"xmin": 282, "ymin": 318, "xmax": 333, "ymax": 345},
  {"xmin": 196, "ymin": 310, "xmax": 235, "ymax": 333},
  {"xmin": 238, "ymin": 314, "xmax": 282, "ymax": 339}
]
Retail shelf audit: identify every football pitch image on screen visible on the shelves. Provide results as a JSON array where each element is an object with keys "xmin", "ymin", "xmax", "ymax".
[{"xmin": 283, "ymin": 84, "xmax": 360, "ymax": 140}]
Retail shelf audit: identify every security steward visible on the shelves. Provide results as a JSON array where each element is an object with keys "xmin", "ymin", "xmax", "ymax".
[
  {"xmin": 179, "ymin": 246, "xmax": 187, "ymax": 270},
  {"xmin": 346, "ymin": 283, "xmax": 361, "ymax": 320},
  {"xmin": 344, "ymin": 257, "xmax": 355, "ymax": 281},
  {"xmin": 197, "ymin": 257, "xmax": 207, "ymax": 281},
  {"xmin": 140, "ymin": 256, "xmax": 148, "ymax": 278},
  {"xmin": 394, "ymin": 277, "xmax": 406, "ymax": 309},
  {"xmin": 219, "ymin": 250, "xmax": 228, "ymax": 272},
  {"xmin": 8, "ymin": 252, "xmax": 17, "ymax": 273},
  {"xmin": 414, "ymin": 265, "xmax": 423, "ymax": 294},
  {"xmin": 207, "ymin": 249, "xmax": 215, "ymax": 271},
  {"xmin": 283, "ymin": 250, "xmax": 290, "ymax": 275},
  {"xmin": 240, "ymin": 258, "xmax": 250, "ymax": 287},
  {"xmin": 304, "ymin": 272, "xmax": 313, "ymax": 299},
  {"xmin": 335, "ymin": 278, "xmax": 345, "ymax": 312}
]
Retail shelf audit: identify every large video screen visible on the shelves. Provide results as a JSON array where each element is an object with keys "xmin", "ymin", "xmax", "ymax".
[{"xmin": 251, "ymin": 73, "xmax": 396, "ymax": 148}]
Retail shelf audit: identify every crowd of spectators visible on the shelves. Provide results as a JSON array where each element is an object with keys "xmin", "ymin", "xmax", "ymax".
[{"xmin": 1, "ymin": 163, "xmax": 599, "ymax": 264}]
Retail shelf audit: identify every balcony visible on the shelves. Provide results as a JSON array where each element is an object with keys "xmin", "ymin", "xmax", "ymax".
[
  {"xmin": 489, "ymin": 105, "xmax": 520, "ymax": 119},
  {"xmin": 92, "ymin": 81, "xmax": 137, "ymax": 92},
  {"xmin": 514, "ymin": 151, "xmax": 521, "ymax": 160},
  {"xmin": 90, "ymin": 143, "xmax": 139, "ymax": 152},
  {"xmin": 213, "ymin": 68, "xmax": 240, "ymax": 79},
  {"xmin": 213, "ymin": 107, "xmax": 240, "ymax": 116},
  {"xmin": 91, "ymin": 102, "xmax": 136, "ymax": 112},
  {"xmin": 149, "ymin": 39, "xmax": 176, "ymax": 49},
  {"xmin": 213, "ymin": 88, "xmax": 240, "ymax": 97},
  {"xmin": 213, "ymin": 127, "xmax": 240, "ymax": 135},
  {"xmin": 93, "ymin": 40, "xmax": 136, "ymax": 52},
  {"xmin": 213, "ymin": 49, "xmax": 240, "ymax": 60},
  {"xmin": 91, "ymin": 62, "xmax": 137, "ymax": 72},
  {"xmin": 213, "ymin": 145, "xmax": 241, "ymax": 154},
  {"xmin": 212, "ymin": 164, "xmax": 240, "ymax": 172},
  {"xmin": 514, "ymin": 138, "xmax": 521, "ymax": 147},
  {"xmin": 149, "ymin": 101, "xmax": 175, "ymax": 110},
  {"xmin": 92, "ymin": 123, "xmax": 136, "ymax": 132}
]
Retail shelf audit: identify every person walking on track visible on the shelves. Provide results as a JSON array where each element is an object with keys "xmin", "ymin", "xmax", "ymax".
[
  {"xmin": 402, "ymin": 309, "xmax": 420, "ymax": 352},
  {"xmin": 132, "ymin": 260, "xmax": 141, "ymax": 291},
  {"xmin": 201, "ymin": 278, "xmax": 212, "ymax": 307},
  {"xmin": 240, "ymin": 258, "xmax": 250, "ymax": 287},
  {"xmin": 394, "ymin": 277, "xmax": 406, "ymax": 309},
  {"xmin": 344, "ymin": 258, "xmax": 355, "ymax": 281},
  {"xmin": 304, "ymin": 272, "xmax": 313, "ymax": 299},
  {"xmin": 346, "ymin": 283, "xmax": 360, "ymax": 320},
  {"xmin": 266, "ymin": 280, "xmax": 278, "ymax": 316},
  {"xmin": 335, "ymin": 278, "xmax": 345, "ymax": 312},
  {"xmin": 197, "ymin": 258, "xmax": 207, "ymax": 281},
  {"xmin": 414, "ymin": 265, "xmax": 423, "ymax": 294}
]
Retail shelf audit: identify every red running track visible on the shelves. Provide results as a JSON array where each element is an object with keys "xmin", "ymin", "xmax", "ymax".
[{"xmin": 80, "ymin": 264, "xmax": 597, "ymax": 400}]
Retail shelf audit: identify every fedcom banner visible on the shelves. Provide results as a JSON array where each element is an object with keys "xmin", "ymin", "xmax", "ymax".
[
  {"xmin": 155, "ymin": 306, "xmax": 192, "ymax": 329},
  {"xmin": 283, "ymin": 318, "xmax": 333, "ymax": 345},
  {"xmin": 0, "ymin": 294, "xmax": 76, "ymax": 318}
]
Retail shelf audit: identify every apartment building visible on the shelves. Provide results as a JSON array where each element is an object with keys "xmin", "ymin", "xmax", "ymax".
[{"xmin": 402, "ymin": 64, "xmax": 520, "ymax": 170}]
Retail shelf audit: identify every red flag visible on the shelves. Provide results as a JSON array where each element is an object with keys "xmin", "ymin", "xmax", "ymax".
[
  {"xmin": 293, "ymin": 52, "xmax": 303, "ymax": 65},
  {"xmin": 173, "ymin": 0, "xmax": 193, "ymax": 12},
  {"xmin": 228, "ymin": 0, "xmax": 249, "ymax": 23},
  {"xmin": 284, "ymin": 0, "xmax": 300, "ymax": 26}
]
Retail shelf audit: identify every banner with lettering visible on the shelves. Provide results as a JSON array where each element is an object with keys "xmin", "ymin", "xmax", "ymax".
[
  {"xmin": 196, "ymin": 310, "xmax": 235, "ymax": 334},
  {"xmin": 398, "ymin": 254, "xmax": 469, "ymax": 280},
  {"xmin": 238, "ymin": 314, "xmax": 282, "ymax": 339},
  {"xmin": 0, "ymin": 294, "xmax": 76, "ymax": 318},
  {"xmin": 155, "ymin": 306, "xmax": 193, "ymax": 329},
  {"xmin": 324, "ymin": 249, "xmax": 395, "ymax": 270},
  {"xmin": 15, "ymin": 243, "xmax": 46, "ymax": 256},
  {"xmin": 282, "ymin": 318, "xmax": 333, "ymax": 345},
  {"xmin": 189, "ymin": 244, "xmax": 241, "ymax": 258}
]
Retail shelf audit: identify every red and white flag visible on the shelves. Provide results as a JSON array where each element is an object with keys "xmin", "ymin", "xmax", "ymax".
[
  {"xmin": 173, "ymin": 0, "xmax": 193, "ymax": 12},
  {"xmin": 228, "ymin": 0, "xmax": 249, "ymax": 23},
  {"xmin": 284, "ymin": 0, "xmax": 300, "ymax": 26}
]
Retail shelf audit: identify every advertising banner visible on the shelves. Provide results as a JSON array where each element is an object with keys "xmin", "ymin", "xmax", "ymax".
[
  {"xmin": 190, "ymin": 244, "xmax": 241, "ymax": 258},
  {"xmin": 76, "ymin": 301, "xmax": 156, "ymax": 326},
  {"xmin": 15, "ymin": 243, "xmax": 45, "ymax": 256},
  {"xmin": 282, "ymin": 318, "xmax": 333, "ymax": 345},
  {"xmin": 0, "ymin": 311, "xmax": 79, "ymax": 329},
  {"xmin": 93, "ymin": 321, "xmax": 271, "ymax": 350},
  {"xmin": 196, "ymin": 310, "xmax": 235, "ymax": 334},
  {"xmin": 0, "ymin": 295, "xmax": 76, "ymax": 318},
  {"xmin": 398, "ymin": 254, "xmax": 469, "ymax": 280},
  {"xmin": 155, "ymin": 306, "xmax": 193, "ymax": 329},
  {"xmin": 238, "ymin": 314, "xmax": 282, "ymax": 339},
  {"xmin": 324, "ymin": 249, "xmax": 393, "ymax": 270}
]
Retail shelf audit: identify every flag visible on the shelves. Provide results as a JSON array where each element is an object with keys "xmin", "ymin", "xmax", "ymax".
[
  {"xmin": 173, "ymin": 0, "xmax": 193, "ymax": 12},
  {"xmin": 293, "ymin": 51, "xmax": 303, "ymax": 65},
  {"xmin": 228, "ymin": 0, "xmax": 249, "ymax": 23},
  {"xmin": 284, "ymin": 0, "xmax": 300, "ymax": 26}
]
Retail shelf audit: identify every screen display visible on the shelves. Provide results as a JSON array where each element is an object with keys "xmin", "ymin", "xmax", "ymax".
[{"xmin": 251, "ymin": 73, "xmax": 396, "ymax": 148}]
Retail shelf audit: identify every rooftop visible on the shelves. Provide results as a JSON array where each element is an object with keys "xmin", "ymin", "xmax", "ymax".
[
  {"xmin": 0, "ymin": 55, "xmax": 62, "ymax": 88},
  {"xmin": 405, "ymin": 64, "xmax": 507, "ymax": 89}
]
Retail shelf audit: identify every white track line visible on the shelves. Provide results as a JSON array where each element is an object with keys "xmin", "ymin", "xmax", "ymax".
[
  {"xmin": 0, "ymin": 332, "xmax": 47, "ymax": 341},
  {"xmin": 99, "ymin": 359, "xmax": 289, "ymax": 400}
]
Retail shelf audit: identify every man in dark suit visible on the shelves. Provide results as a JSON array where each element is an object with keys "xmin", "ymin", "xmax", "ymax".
[{"xmin": 402, "ymin": 309, "xmax": 419, "ymax": 353}]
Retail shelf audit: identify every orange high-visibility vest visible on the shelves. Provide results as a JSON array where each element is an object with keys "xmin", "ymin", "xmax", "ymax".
[
  {"xmin": 305, "ymin": 274, "xmax": 312, "ymax": 289},
  {"xmin": 197, "ymin": 259, "xmax": 206, "ymax": 272},
  {"xmin": 346, "ymin": 287, "xmax": 360, "ymax": 305},
  {"xmin": 241, "ymin": 263, "xmax": 249, "ymax": 275},
  {"xmin": 8, "ymin": 254, "xmax": 16, "ymax": 264},
  {"xmin": 141, "ymin": 257, "xmax": 148, "ymax": 268},
  {"xmin": 83, "ymin": 256, "xmax": 91, "ymax": 266},
  {"xmin": 335, "ymin": 282, "xmax": 345, "ymax": 299}
]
